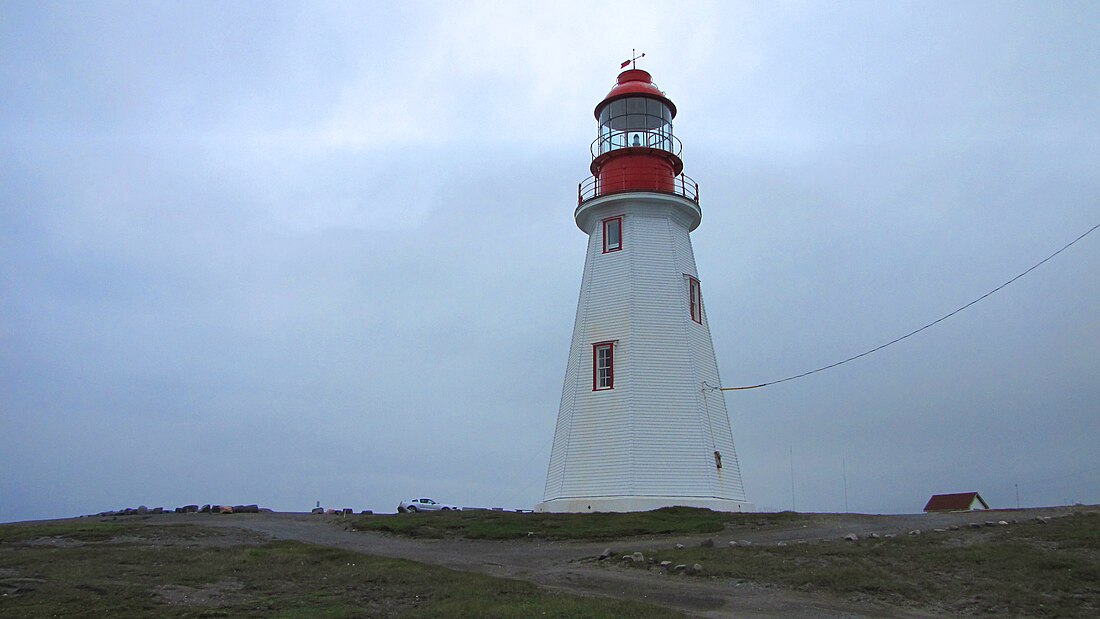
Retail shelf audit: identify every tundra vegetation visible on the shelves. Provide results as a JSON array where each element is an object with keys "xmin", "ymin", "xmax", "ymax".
[{"xmin": 0, "ymin": 521, "xmax": 676, "ymax": 617}]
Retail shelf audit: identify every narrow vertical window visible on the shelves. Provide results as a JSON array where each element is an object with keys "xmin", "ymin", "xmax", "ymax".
[
  {"xmin": 602, "ymin": 217, "xmax": 622, "ymax": 253},
  {"xmin": 689, "ymin": 277, "xmax": 702, "ymax": 323},
  {"xmin": 592, "ymin": 342, "xmax": 614, "ymax": 390}
]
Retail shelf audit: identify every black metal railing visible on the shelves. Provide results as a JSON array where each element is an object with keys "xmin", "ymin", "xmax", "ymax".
[
  {"xmin": 591, "ymin": 130, "xmax": 682, "ymax": 159},
  {"xmin": 579, "ymin": 169, "xmax": 699, "ymax": 204}
]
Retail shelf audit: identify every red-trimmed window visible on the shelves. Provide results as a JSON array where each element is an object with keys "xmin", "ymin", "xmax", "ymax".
[
  {"xmin": 689, "ymin": 277, "xmax": 702, "ymax": 323},
  {"xmin": 602, "ymin": 217, "xmax": 622, "ymax": 253},
  {"xmin": 593, "ymin": 341, "xmax": 614, "ymax": 390}
]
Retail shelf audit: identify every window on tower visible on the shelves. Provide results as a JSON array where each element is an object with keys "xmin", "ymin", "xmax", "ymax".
[
  {"xmin": 603, "ymin": 217, "xmax": 622, "ymax": 253},
  {"xmin": 689, "ymin": 276, "xmax": 702, "ymax": 323},
  {"xmin": 593, "ymin": 342, "xmax": 614, "ymax": 390}
]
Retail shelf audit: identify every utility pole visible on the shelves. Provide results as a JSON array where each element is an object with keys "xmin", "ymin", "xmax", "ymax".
[
  {"xmin": 789, "ymin": 446, "xmax": 796, "ymax": 512},
  {"xmin": 843, "ymin": 458, "xmax": 849, "ymax": 513}
]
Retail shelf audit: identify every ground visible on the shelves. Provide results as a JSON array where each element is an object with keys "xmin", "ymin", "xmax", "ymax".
[{"xmin": 2, "ymin": 505, "xmax": 1097, "ymax": 617}]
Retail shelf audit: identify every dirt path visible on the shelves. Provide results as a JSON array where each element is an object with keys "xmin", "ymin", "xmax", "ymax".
[{"xmin": 157, "ymin": 510, "xmax": 1003, "ymax": 618}]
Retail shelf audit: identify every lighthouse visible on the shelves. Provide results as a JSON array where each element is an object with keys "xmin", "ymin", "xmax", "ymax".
[{"xmin": 536, "ymin": 68, "xmax": 752, "ymax": 513}]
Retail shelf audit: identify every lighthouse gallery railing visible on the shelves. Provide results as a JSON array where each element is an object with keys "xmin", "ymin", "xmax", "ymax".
[{"xmin": 578, "ymin": 169, "xmax": 699, "ymax": 205}]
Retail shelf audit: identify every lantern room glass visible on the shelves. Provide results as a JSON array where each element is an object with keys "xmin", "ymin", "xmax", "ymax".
[{"xmin": 596, "ymin": 96, "xmax": 675, "ymax": 155}]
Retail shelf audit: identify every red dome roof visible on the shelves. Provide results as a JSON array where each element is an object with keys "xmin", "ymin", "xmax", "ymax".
[{"xmin": 594, "ymin": 69, "xmax": 677, "ymax": 119}]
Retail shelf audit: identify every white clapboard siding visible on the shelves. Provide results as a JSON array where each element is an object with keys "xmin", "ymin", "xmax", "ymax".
[{"xmin": 539, "ymin": 192, "xmax": 752, "ymax": 512}]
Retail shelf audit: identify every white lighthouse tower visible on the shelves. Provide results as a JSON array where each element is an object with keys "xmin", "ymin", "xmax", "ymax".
[{"xmin": 537, "ymin": 68, "xmax": 752, "ymax": 513}]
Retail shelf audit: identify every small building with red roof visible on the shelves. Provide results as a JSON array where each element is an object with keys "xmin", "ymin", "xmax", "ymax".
[{"xmin": 923, "ymin": 492, "xmax": 990, "ymax": 512}]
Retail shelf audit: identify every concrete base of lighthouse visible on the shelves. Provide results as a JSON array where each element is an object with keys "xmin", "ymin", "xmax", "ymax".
[{"xmin": 534, "ymin": 496, "xmax": 754, "ymax": 514}]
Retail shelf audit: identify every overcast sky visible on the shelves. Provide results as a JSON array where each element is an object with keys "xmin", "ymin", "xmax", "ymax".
[{"xmin": 2, "ymin": 1, "xmax": 1098, "ymax": 522}]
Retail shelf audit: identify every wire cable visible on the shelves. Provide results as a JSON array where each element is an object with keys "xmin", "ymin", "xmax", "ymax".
[{"xmin": 717, "ymin": 221, "xmax": 1100, "ymax": 391}]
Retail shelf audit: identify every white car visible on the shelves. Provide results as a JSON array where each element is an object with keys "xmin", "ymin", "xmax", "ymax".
[{"xmin": 398, "ymin": 498, "xmax": 459, "ymax": 513}]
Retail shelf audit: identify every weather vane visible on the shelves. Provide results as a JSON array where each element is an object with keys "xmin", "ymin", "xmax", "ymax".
[{"xmin": 620, "ymin": 49, "xmax": 645, "ymax": 70}]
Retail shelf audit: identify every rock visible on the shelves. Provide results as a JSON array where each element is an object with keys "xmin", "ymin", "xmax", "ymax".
[
  {"xmin": 659, "ymin": 560, "xmax": 672, "ymax": 568},
  {"xmin": 311, "ymin": 507, "xmax": 324, "ymax": 514},
  {"xmin": 933, "ymin": 528, "xmax": 946, "ymax": 533},
  {"xmin": 675, "ymin": 543, "xmax": 685, "ymax": 549},
  {"xmin": 884, "ymin": 534, "xmax": 896, "ymax": 538},
  {"xmin": 673, "ymin": 564, "xmax": 687, "ymax": 572},
  {"xmin": 984, "ymin": 521, "xmax": 997, "ymax": 527},
  {"xmin": 692, "ymin": 563, "xmax": 703, "ymax": 573},
  {"xmin": 997, "ymin": 520, "xmax": 1009, "ymax": 526},
  {"xmin": 949, "ymin": 525, "xmax": 959, "ymax": 530},
  {"xmin": 908, "ymin": 529, "xmax": 921, "ymax": 535},
  {"xmin": 728, "ymin": 540, "xmax": 738, "ymax": 547},
  {"xmin": 844, "ymin": 533, "xmax": 859, "ymax": 542},
  {"xmin": 620, "ymin": 555, "xmax": 633, "ymax": 562},
  {"xmin": 598, "ymin": 548, "xmax": 613, "ymax": 560},
  {"xmin": 776, "ymin": 541, "xmax": 787, "ymax": 547},
  {"xmin": 631, "ymin": 551, "xmax": 645, "ymax": 563},
  {"xmin": 968, "ymin": 522, "xmax": 982, "ymax": 529},
  {"xmin": 1035, "ymin": 517, "xmax": 1048, "ymax": 524},
  {"xmin": 701, "ymin": 538, "xmax": 715, "ymax": 547},
  {"xmin": 869, "ymin": 532, "xmax": 880, "ymax": 538},
  {"xmin": 740, "ymin": 540, "xmax": 752, "ymax": 546}
]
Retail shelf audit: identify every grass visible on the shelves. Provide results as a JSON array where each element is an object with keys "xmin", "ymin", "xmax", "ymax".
[
  {"xmin": 617, "ymin": 511, "xmax": 1100, "ymax": 616},
  {"xmin": 0, "ymin": 520, "xmax": 680, "ymax": 617},
  {"xmin": 351, "ymin": 506, "xmax": 777, "ymax": 540}
]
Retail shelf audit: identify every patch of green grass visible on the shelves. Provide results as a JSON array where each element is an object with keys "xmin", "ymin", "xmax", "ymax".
[
  {"xmin": 0, "ymin": 520, "xmax": 138, "ymax": 543},
  {"xmin": 353, "ymin": 506, "xmax": 737, "ymax": 540},
  {"xmin": 619, "ymin": 512, "xmax": 1100, "ymax": 617},
  {"xmin": 0, "ymin": 521, "xmax": 680, "ymax": 618}
]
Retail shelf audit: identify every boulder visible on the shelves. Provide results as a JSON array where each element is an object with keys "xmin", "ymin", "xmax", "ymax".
[
  {"xmin": 631, "ymin": 551, "xmax": 645, "ymax": 563},
  {"xmin": 673, "ymin": 564, "xmax": 687, "ymax": 572},
  {"xmin": 776, "ymin": 541, "xmax": 788, "ymax": 547},
  {"xmin": 997, "ymin": 520, "xmax": 1009, "ymax": 526},
  {"xmin": 674, "ymin": 543, "xmax": 685, "ymax": 549},
  {"xmin": 908, "ymin": 529, "xmax": 921, "ymax": 536},
  {"xmin": 844, "ymin": 533, "xmax": 859, "ymax": 542},
  {"xmin": 659, "ymin": 560, "xmax": 672, "ymax": 568},
  {"xmin": 728, "ymin": 540, "xmax": 738, "ymax": 547},
  {"xmin": 598, "ymin": 548, "xmax": 613, "ymax": 560},
  {"xmin": 700, "ymin": 538, "xmax": 715, "ymax": 547},
  {"xmin": 691, "ymin": 563, "xmax": 703, "ymax": 573},
  {"xmin": 311, "ymin": 507, "xmax": 325, "ymax": 514}
]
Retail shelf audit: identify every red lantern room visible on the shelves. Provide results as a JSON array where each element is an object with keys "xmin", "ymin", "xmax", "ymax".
[{"xmin": 579, "ymin": 69, "xmax": 698, "ymax": 204}]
